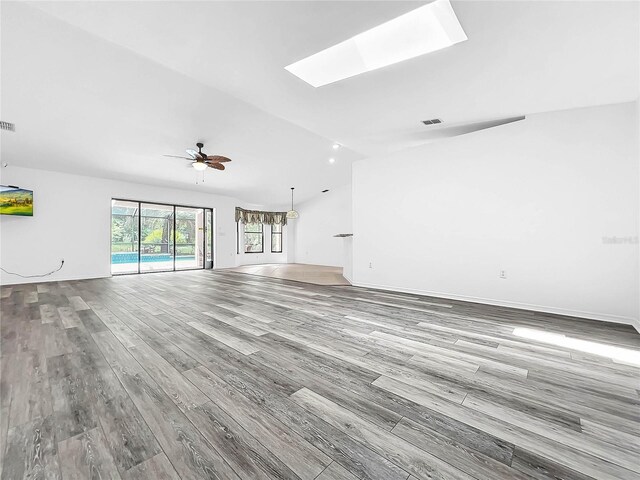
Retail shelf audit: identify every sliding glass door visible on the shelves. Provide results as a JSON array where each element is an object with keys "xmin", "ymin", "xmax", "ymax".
[
  {"xmin": 175, "ymin": 206, "xmax": 203, "ymax": 270},
  {"xmin": 140, "ymin": 203, "xmax": 175, "ymax": 273},
  {"xmin": 205, "ymin": 209, "xmax": 213, "ymax": 268},
  {"xmin": 111, "ymin": 199, "xmax": 213, "ymax": 275},
  {"xmin": 111, "ymin": 200, "xmax": 139, "ymax": 274}
]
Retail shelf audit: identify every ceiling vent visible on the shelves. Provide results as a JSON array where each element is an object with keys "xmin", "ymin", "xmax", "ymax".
[
  {"xmin": 0, "ymin": 121, "xmax": 15, "ymax": 132},
  {"xmin": 422, "ymin": 118, "xmax": 442, "ymax": 126}
]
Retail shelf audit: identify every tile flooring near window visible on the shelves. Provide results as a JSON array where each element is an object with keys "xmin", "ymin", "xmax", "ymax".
[
  {"xmin": 1, "ymin": 270, "xmax": 639, "ymax": 480},
  {"xmin": 224, "ymin": 263, "xmax": 351, "ymax": 286}
]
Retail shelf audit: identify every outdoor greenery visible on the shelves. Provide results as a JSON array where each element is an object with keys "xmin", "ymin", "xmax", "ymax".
[
  {"xmin": 244, "ymin": 223, "xmax": 263, "ymax": 253},
  {"xmin": 111, "ymin": 213, "xmax": 198, "ymax": 254},
  {"xmin": 144, "ymin": 228, "xmax": 186, "ymax": 244},
  {"xmin": 111, "ymin": 213, "xmax": 138, "ymax": 252}
]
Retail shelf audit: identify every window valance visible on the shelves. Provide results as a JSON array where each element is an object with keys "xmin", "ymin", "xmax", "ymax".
[{"xmin": 235, "ymin": 207, "xmax": 288, "ymax": 226}]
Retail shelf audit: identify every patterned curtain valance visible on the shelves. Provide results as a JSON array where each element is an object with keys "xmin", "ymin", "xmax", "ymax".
[{"xmin": 235, "ymin": 207, "xmax": 288, "ymax": 226}]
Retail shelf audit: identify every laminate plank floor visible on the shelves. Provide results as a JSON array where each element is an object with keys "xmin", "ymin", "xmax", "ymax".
[{"xmin": 1, "ymin": 270, "xmax": 639, "ymax": 480}]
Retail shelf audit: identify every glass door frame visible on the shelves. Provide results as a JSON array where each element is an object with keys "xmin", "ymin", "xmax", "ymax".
[{"xmin": 111, "ymin": 198, "xmax": 214, "ymax": 275}]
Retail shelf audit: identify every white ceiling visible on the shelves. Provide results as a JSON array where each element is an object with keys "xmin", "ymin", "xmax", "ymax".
[{"xmin": 2, "ymin": 1, "xmax": 638, "ymax": 206}]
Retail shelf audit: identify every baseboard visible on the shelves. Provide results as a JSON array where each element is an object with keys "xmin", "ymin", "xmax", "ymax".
[
  {"xmin": 352, "ymin": 281, "xmax": 638, "ymax": 328},
  {"xmin": 343, "ymin": 272, "xmax": 353, "ymax": 285},
  {"xmin": 1, "ymin": 273, "xmax": 111, "ymax": 287}
]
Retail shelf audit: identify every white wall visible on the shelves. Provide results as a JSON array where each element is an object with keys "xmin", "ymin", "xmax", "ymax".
[
  {"xmin": 293, "ymin": 184, "xmax": 352, "ymax": 267},
  {"xmin": 353, "ymin": 102, "xmax": 639, "ymax": 326},
  {"xmin": 286, "ymin": 223, "xmax": 296, "ymax": 264},
  {"xmin": 0, "ymin": 166, "xmax": 286, "ymax": 285}
]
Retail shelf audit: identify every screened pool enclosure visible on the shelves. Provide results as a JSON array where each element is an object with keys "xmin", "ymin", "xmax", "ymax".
[{"xmin": 111, "ymin": 199, "xmax": 213, "ymax": 274}]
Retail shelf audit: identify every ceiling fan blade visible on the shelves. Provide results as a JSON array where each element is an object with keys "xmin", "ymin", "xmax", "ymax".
[
  {"xmin": 207, "ymin": 155, "xmax": 232, "ymax": 163},
  {"xmin": 209, "ymin": 162, "xmax": 225, "ymax": 170},
  {"xmin": 185, "ymin": 149, "xmax": 197, "ymax": 159},
  {"xmin": 164, "ymin": 154, "xmax": 194, "ymax": 160}
]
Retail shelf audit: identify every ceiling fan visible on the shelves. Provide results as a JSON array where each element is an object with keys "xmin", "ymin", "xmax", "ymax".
[{"xmin": 164, "ymin": 142, "xmax": 232, "ymax": 171}]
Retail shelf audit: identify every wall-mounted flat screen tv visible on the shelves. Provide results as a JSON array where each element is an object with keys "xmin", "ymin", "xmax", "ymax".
[{"xmin": 0, "ymin": 185, "xmax": 33, "ymax": 216}]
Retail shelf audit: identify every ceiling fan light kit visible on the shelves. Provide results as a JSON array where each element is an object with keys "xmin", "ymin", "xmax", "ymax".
[
  {"xmin": 286, "ymin": 187, "xmax": 299, "ymax": 219},
  {"xmin": 192, "ymin": 161, "xmax": 208, "ymax": 171}
]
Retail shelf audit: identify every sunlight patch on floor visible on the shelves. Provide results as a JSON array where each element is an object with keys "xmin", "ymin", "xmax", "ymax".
[{"xmin": 513, "ymin": 327, "xmax": 640, "ymax": 367}]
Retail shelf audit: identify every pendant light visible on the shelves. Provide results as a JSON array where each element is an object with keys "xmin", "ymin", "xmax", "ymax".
[{"xmin": 286, "ymin": 187, "xmax": 299, "ymax": 219}]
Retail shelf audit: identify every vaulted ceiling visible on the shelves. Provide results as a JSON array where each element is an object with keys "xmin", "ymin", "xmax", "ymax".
[{"xmin": 2, "ymin": 1, "xmax": 638, "ymax": 205}]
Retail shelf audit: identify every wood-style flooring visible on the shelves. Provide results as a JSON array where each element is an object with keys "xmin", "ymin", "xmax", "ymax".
[{"xmin": 1, "ymin": 270, "xmax": 639, "ymax": 480}]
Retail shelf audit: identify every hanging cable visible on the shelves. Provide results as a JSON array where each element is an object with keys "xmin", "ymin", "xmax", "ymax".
[{"xmin": 1, "ymin": 260, "xmax": 64, "ymax": 278}]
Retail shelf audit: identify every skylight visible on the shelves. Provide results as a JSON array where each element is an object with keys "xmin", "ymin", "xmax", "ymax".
[{"xmin": 285, "ymin": 0, "xmax": 467, "ymax": 87}]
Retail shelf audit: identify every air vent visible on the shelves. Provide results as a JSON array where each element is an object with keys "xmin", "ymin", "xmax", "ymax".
[
  {"xmin": 322, "ymin": 189, "xmax": 329, "ymax": 193},
  {"xmin": 0, "ymin": 121, "xmax": 15, "ymax": 132},
  {"xmin": 422, "ymin": 118, "xmax": 442, "ymax": 125}
]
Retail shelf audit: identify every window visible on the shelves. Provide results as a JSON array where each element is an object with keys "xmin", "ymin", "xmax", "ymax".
[
  {"xmin": 271, "ymin": 224, "xmax": 283, "ymax": 253},
  {"xmin": 244, "ymin": 223, "xmax": 263, "ymax": 253}
]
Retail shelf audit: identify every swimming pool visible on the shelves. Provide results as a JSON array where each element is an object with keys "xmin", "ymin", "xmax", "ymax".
[{"xmin": 111, "ymin": 253, "xmax": 195, "ymax": 264}]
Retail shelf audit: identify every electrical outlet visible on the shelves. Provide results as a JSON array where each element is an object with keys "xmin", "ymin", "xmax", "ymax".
[
  {"xmin": 369, "ymin": 262, "xmax": 373, "ymax": 269},
  {"xmin": 499, "ymin": 270, "xmax": 506, "ymax": 279}
]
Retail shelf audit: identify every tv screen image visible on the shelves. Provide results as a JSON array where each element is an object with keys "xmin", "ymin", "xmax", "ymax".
[{"xmin": 0, "ymin": 185, "xmax": 33, "ymax": 216}]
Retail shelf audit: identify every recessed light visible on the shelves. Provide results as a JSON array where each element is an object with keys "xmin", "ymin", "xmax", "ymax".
[
  {"xmin": 332, "ymin": 143, "xmax": 341, "ymax": 150},
  {"xmin": 329, "ymin": 158, "xmax": 336, "ymax": 164},
  {"xmin": 284, "ymin": 0, "xmax": 467, "ymax": 87}
]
